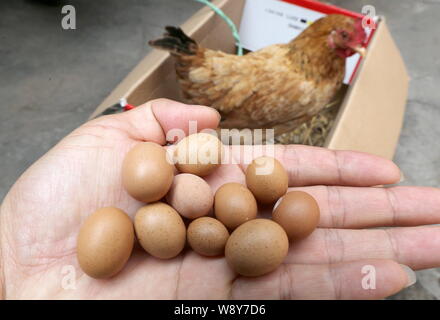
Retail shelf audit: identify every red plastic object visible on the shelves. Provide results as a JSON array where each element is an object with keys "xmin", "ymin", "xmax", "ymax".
[{"xmin": 281, "ymin": 0, "xmax": 364, "ymax": 19}]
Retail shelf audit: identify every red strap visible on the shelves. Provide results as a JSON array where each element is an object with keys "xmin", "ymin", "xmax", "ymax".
[{"xmin": 123, "ymin": 104, "xmax": 136, "ymax": 111}]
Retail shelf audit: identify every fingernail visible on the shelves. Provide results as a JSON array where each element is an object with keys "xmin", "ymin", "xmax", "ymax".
[
  {"xmin": 399, "ymin": 170, "xmax": 405, "ymax": 183},
  {"xmin": 213, "ymin": 108, "xmax": 221, "ymax": 122},
  {"xmin": 399, "ymin": 264, "xmax": 417, "ymax": 287}
]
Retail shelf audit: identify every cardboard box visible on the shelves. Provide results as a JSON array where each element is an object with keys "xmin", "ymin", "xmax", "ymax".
[{"xmin": 90, "ymin": 0, "xmax": 409, "ymax": 160}]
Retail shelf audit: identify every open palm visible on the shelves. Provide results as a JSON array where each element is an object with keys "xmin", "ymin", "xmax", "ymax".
[{"xmin": 1, "ymin": 99, "xmax": 440, "ymax": 300}]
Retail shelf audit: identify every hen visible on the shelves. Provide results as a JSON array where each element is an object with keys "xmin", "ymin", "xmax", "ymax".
[{"xmin": 149, "ymin": 14, "xmax": 367, "ymax": 136}]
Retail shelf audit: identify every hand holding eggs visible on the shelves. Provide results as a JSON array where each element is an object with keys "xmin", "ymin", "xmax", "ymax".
[{"xmin": 77, "ymin": 132, "xmax": 321, "ymax": 279}]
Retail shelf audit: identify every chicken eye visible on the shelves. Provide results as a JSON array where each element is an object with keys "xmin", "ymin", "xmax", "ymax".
[{"xmin": 340, "ymin": 31, "xmax": 350, "ymax": 40}]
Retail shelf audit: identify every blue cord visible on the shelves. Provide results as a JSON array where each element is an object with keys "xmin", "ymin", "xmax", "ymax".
[{"xmin": 194, "ymin": 0, "xmax": 243, "ymax": 56}]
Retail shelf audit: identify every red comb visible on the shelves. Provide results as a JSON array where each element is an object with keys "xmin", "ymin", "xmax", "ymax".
[{"xmin": 354, "ymin": 18, "xmax": 367, "ymax": 45}]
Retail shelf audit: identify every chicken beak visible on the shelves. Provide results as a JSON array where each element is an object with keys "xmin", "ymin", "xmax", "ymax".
[{"xmin": 352, "ymin": 45, "xmax": 366, "ymax": 58}]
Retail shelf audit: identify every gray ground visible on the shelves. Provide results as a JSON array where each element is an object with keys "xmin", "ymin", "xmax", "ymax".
[{"xmin": 0, "ymin": 0, "xmax": 439, "ymax": 299}]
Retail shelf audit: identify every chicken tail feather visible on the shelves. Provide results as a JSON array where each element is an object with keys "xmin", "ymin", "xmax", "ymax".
[{"xmin": 149, "ymin": 26, "xmax": 198, "ymax": 56}]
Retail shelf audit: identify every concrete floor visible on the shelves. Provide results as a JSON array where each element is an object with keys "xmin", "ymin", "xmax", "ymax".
[{"xmin": 0, "ymin": 0, "xmax": 439, "ymax": 299}]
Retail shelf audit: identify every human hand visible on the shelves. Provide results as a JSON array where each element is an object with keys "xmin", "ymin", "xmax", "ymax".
[{"xmin": 1, "ymin": 99, "xmax": 439, "ymax": 299}]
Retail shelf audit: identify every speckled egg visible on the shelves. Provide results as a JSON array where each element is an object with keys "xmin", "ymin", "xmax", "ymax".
[
  {"xmin": 214, "ymin": 183, "xmax": 257, "ymax": 229},
  {"xmin": 122, "ymin": 142, "xmax": 174, "ymax": 203},
  {"xmin": 245, "ymin": 156, "xmax": 288, "ymax": 204},
  {"xmin": 77, "ymin": 207, "xmax": 134, "ymax": 279},
  {"xmin": 166, "ymin": 173, "xmax": 213, "ymax": 219},
  {"xmin": 272, "ymin": 191, "xmax": 320, "ymax": 240},
  {"xmin": 134, "ymin": 202, "xmax": 186, "ymax": 259},
  {"xmin": 225, "ymin": 219, "xmax": 289, "ymax": 277},
  {"xmin": 174, "ymin": 133, "xmax": 223, "ymax": 177},
  {"xmin": 187, "ymin": 217, "xmax": 229, "ymax": 256}
]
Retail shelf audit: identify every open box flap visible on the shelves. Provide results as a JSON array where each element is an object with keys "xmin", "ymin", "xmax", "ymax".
[{"xmin": 325, "ymin": 17, "xmax": 409, "ymax": 159}]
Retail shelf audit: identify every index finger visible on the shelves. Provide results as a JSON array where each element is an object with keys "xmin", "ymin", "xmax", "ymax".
[{"xmin": 230, "ymin": 144, "xmax": 401, "ymax": 187}]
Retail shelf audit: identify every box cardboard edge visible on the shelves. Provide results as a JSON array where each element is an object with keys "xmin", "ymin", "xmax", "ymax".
[{"xmin": 325, "ymin": 17, "xmax": 409, "ymax": 160}]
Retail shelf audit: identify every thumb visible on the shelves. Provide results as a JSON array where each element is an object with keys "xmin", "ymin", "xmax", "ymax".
[{"xmin": 115, "ymin": 98, "xmax": 220, "ymax": 145}]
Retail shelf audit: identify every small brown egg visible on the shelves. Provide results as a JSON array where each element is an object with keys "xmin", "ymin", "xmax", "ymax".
[
  {"xmin": 272, "ymin": 191, "xmax": 320, "ymax": 240},
  {"xmin": 225, "ymin": 219, "xmax": 289, "ymax": 277},
  {"xmin": 122, "ymin": 142, "xmax": 174, "ymax": 203},
  {"xmin": 174, "ymin": 133, "xmax": 223, "ymax": 177},
  {"xmin": 214, "ymin": 183, "xmax": 258, "ymax": 229},
  {"xmin": 134, "ymin": 202, "xmax": 186, "ymax": 259},
  {"xmin": 77, "ymin": 207, "xmax": 134, "ymax": 279},
  {"xmin": 166, "ymin": 173, "xmax": 213, "ymax": 219},
  {"xmin": 187, "ymin": 217, "xmax": 229, "ymax": 256},
  {"xmin": 245, "ymin": 156, "xmax": 288, "ymax": 204}
]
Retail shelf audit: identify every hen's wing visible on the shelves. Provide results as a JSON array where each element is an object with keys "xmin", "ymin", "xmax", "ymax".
[
  {"xmin": 177, "ymin": 48, "xmax": 262, "ymax": 112},
  {"xmin": 181, "ymin": 44, "xmax": 335, "ymax": 129}
]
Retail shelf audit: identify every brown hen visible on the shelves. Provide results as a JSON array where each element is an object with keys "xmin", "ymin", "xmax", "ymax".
[{"xmin": 149, "ymin": 14, "xmax": 367, "ymax": 136}]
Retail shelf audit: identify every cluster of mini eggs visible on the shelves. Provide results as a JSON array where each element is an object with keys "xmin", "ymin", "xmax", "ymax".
[{"xmin": 76, "ymin": 133, "xmax": 320, "ymax": 279}]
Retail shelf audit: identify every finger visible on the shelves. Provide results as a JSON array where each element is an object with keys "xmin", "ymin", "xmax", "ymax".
[
  {"xmin": 286, "ymin": 186, "xmax": 440, "ymax": 228},
  {"xmin": 151, "ymin": 98, "xmax": 220, "ymax": 143},
  {"xmin": 92, "ymin": 98, "xmax": 220, "ymax": 145},
  {"xmin": 285, "ymin": 226, "xmax": 440, "ymax": 270},
  {"xmin": 88, "ymin": 100, "xmax": 165, "ymax": 144},
  {"xmin": 232, "ymin": 144, "xmax": 401, "ymax": 187},
  {"xmin": 232, "ymin": 259, "xmax": 413, "ymax": 300}
]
